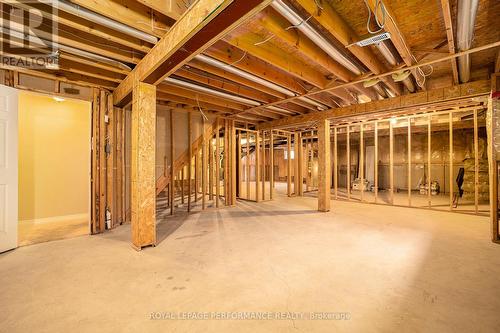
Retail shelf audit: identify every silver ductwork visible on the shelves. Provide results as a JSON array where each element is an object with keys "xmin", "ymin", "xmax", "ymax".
[{"xmin": 456, "ymin": 0, "xmax": 479, "ymax": 83}]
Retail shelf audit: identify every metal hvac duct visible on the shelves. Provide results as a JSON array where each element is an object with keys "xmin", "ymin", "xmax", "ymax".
[{"xmin": 456, "ymin": 0, "xmax": 479, "ymax": 83}]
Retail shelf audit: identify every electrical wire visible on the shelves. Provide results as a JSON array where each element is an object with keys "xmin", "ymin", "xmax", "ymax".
[{"xmin": 363, "ymin": 0, "xmax": 386, "ymax": 34}]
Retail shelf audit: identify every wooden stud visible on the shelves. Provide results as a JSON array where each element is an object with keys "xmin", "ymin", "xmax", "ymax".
[
  {"xmin": 224, "ymin": 119, "xmax": 229, "ymax": 205},
  {"xmin": 293, "ymin": 133, "xmax": 299, "ymax": 195},
  {"xmin": 106, "ymin": 95, "xmax": 115, "ymax": 228},
  {"xmin": 390, "ymin": 120, "xmax": 394, "ymax": 205},
  {"xmin": 245, "ymin": 131, "xmax": 251, "ymax": 200},
  {"xmin": 121, "ymin": 108, "xmax": 126, "ymax": 222},
  {"xmin": 449, "ymin": 112, "xmax": 453, "ymax": 211},
  {"xmin": 360, "ymin": 125, "xmax": 364, "ymax": 202},
  {"xmin": 374, "ymin": 122, "xmax": 378, "ymax": 203},
  {"xmin": 231, "ymin": 120, "xmax": 237, "ymax": 205},
  {"xmin": 270, "ymin": 130, "xmax": 274, "ymax": 199},
  {"xmin": 408, "ymin": 117, "xmax": 412, "ymax": 206},
  {"xmin": 486, "ymin": 97, "xmax": 499, "ymax": 241},
  {"xmin": 209, "ymin": 133, "xmax": 214, "ymax": 200},
  {"xmin": 91, "ymin": 89, "xmax": 99, "ymax": 234},
  {"xmin": 318, "ymin": 119, "xmax": 331, "ymax": 212},
  {"xmin": 334, "ymin": 127, "xmax": 338, "ymax": 199},
  {"xmin": 188, "ymin": 112, "xmax": 192, "ymax": 212},
  {"xmin": 181, "ymin": 168, "xmax": 185, "ymax": 204},
  {"xmin": 216, "ymin": 118, "xmax": 221, "ymax": 207},
  {"xmin": 202, "ymin": 118, "xmax": 207, "ymax": 210},
  {"xmin": 474, "ymin": 109, "xmax": 479, "ymax": 214},
  {"xmin": 287, "ymin": 134, "xmax": 292, "ymax": 197},
  {"xmin": 115, "ymin": 107, "xmax": 123, "ymax": 225},
  {"xmin": 428, "ymin": 115, "xmax": 432, "ymax": 208},
  {"xmin": 130, "ymin": 81, "xmax": 156, "ymax": 249},
  {"xmin": 347, "ymin": 126, "xmax": 351, "ymax": 200},
  {"xmin": 99, "ymin": 91, "xmax": 107, "ymax": 232},
  {"xmin": 262, "ymin": 131, "xmax": 266, "ymax": 200},
  {"xmin": 170, "ymin": 110, "xmax": 175, "ymax": 215},
  {"xmin": 256, "ymin": 130, "xmax": 260, "ymax": 202}
]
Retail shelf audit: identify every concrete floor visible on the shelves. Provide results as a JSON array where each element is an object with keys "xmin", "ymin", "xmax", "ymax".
[
  {"xmin": 18, "ymin": 217, "xmax": 89, "ymax": 246},
  {"xmin": 1, "ymin": 193, "xmax": 500, "ymax": 332}
]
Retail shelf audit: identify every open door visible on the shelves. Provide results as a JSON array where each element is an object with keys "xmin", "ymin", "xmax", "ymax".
[{"xmin": 0, "ymin": 85, "xmax": 18, "ymax": 253}]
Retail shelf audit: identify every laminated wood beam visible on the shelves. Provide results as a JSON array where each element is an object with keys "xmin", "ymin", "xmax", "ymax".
[
  {"xmin": 131, "ymin": 81, "xmax": 156, "ymax": 250},
  {"xmin": 259, "ymin": 80, "xmax": 491, "ymax": 130},
  {"xmin": 318, "ymin": 119, "xmax": 331, "ymax": 212},
  {"xmin": 135, "ymin": 0, "xmax": 186, "ymax": 21},
  {"xmin": 113, "ymin": 0, "xmax": 273, "ymax": 106}
]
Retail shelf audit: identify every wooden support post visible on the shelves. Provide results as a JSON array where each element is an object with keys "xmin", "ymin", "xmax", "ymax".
[
  {"xmin": 408, "ymin": 117, "xmax": 412, "ymax": 207},
  {"xmin": 474, "ymin": 109, "xmax": 479, "ymax": 214},
  {"xmin": 224, "ymin": 119, "xmax": 229, "ymax": 205},
  {"xmin": 287, "ymin": 134, "xmax": 292, "ymax": 197},
  {"xmin": 121, "ymin": 108, "xmax": 126, "ymax": 222},
  {"xmin": 390, "ymin": 120, "xmax": 394, "ymax": 205},
  {"xmin": 374, "ymin": 122, "xmax": 378, "ymax": 203},
  {"xmin": 428, "ymin": 115, "xmax": 432, "ymax": 208},
  {"xmin": 305, "ymin": 137, "xmax": 310, "ymax": 192},
  {"xmin": 170, "ymin": 110, "xmax": 175, "ymax": 215},
  {"xmin": 216, "ymin": 118, "xmax": 220, "ymax": 208},
  {"xmin": 202, "ymin": 119, "xmax": 207, "ymax": 210},
  {"xmin": 256, "ymin": 130, "xmax": 260, "ymax": 202},
  {"xmin": 347, "ymin": 127, "xmax": 351, "ymax": 200},
  {"xmin": 318, "ymin": 119, "xmax": 331, "ymax": 212},
  {"xmin": 270, "ymin": 130, "xmax": 274, "ymax": 200},
  {"xmin": 449, "ymin": 112, "xmax": 453, "ymax": 211},
  {"xmin": 237, "ymin": 129, "xmax": 241, "ymax": 198},
  {"xmin": 130, "ymin": 81, "xmax": 156, "ymax": 249},
  {"xmin": 360, "ymin": 125, "xmax": 364, "ymax": 202},
  {"xmin": 487, "ymin": 97, "xmax": 499, "ymax": 242},
  {"xmin": 188, "ymin": 112, "xmax": 192, "ymax": 212}
]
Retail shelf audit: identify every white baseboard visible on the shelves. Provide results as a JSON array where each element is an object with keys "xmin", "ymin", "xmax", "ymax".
[{"xmin": 20, "ymin": 213, "xmax": 89, "ymax": 225}]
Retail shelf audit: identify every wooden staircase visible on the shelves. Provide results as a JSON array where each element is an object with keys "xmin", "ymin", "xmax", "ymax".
[{"xmin": 155, "ymin": 120, "xmax": 217, "ymax": 196}]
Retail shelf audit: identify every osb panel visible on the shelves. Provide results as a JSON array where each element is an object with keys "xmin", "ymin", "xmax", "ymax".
[{"xmin": 131, "ymin": 82, "xmax": 156, "ymax": 249}]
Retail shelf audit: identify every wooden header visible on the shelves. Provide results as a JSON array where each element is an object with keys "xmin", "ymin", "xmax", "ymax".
[
  {"xmin": 113, "ymin": 0, "xmax": 273, "ymax": 106},
  {"xmin": 258, "ymin": 80, "xmax": 491, "ymax": 130}
]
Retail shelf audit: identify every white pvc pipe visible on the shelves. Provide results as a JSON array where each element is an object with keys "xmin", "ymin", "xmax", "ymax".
[
  {"xmin": 165, "ymin": 77, "xmax": 262, "ymax": 106},
  {"xmin": 271, "ymin": 0, "xmax": 361, "ymax": 75},
  {"xmin": 56, "ymin": 0, "xmax": 159, "ymax": 44}
]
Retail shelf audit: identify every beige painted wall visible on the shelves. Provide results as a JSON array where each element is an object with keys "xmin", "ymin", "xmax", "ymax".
[{"xmin": 18, "ymin": 91, "xmax": 91, "ymax": 221}]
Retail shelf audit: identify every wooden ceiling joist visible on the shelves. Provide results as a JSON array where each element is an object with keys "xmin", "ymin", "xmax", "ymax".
[
  {"xmin": 187, "ymin": 58, "xmax": 289, "ymax": 99},
  {"xmin": 135, "ymin": 0, "xmax": 187, "ymax": 21},
  {"xmin": 439, "ymin": 0, "xmax": 460, "ymax": 84},
  {"xmin": 226, "ymin": 32, "xmax": 329, "ymax": 88},
  {"xmin": 113, "ymin": 0, "xmax": 273, "ymax": 106},
  {"xmin": 257, "ymin": 8, "xmax": 354, "ymax": 83},
  {"xmin": 67, "ymin": 0, "xmax": 171, "ymax": 38},
  {"xmin": 295, "ymin": 0, "xmax": 402, "ymax": 96}
]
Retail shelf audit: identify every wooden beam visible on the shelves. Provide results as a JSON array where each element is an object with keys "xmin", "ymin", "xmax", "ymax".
[
  {"xmin": 374, "ymin": 122, "xmax": 378, "ymax": 203},
  {"xmin": 256, "ymin": 130, "xmax": 260, "ymax": 202},
  {"xmin": 487, "ymin": 97, "xmax": 499, "ymax": 242},
  {"xmin": 474, "ymin": 109, "xmax": 479, "ymax": 214},
  {"xmin": 113, "ymin": 0, "xmax": 273, "ymax": 106},
  {"xmin": 449, "ymin": 112, "xmax": 453, "ymax": 211},
  {"xmin": 334, "ymin": 127, "xmax": 338, "ymax": 199},
  {"xmin": 318, "ymin": 119, "xmax": 331, "ymax": 212},
  {"xmin": 347, "ymin": 126, "xmax": 351, "ymax": 200},
  {"xmin": 131, "ymin": 81, "xmax": 156, "ymax": 249},
  {"xmin": 295, "ymin": 0, "xmax": 402, "ymax": 95},
  {"xmin": 259, "ymin": 80, "xmax": 491, "ymax": 130},
  {"xmin": 439, "ymin": 0, "xmax": 460, "ymax": 84},
  {"xmin": 408, "ymin": 117, "xmax": 412, "ymax": 206},
  {"xmin": 390, "ymin": 120, "xmax": 394, "ymax": 205}
]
